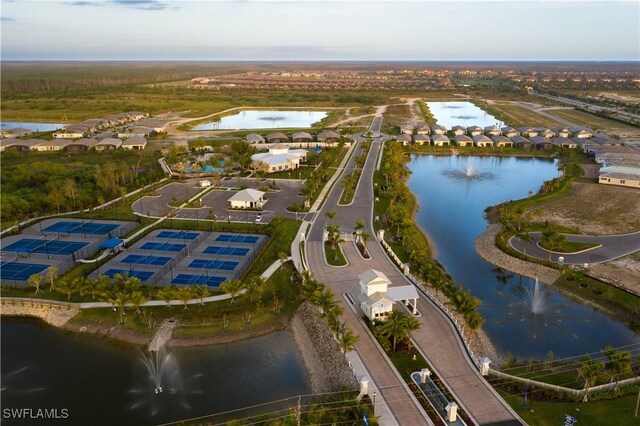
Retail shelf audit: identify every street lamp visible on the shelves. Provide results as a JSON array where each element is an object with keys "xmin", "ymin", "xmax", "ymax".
[{"xmin": 373, "ymin": 391, "xmax": 376, "ymax": 415}]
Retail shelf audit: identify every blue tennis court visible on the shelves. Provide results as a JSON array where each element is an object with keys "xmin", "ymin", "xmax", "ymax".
[
  {"xmin": 103, "ymin": 269, "xmax": 154, "ymax": 282},
  {"xmin": 3, "ymin": 239, "xmax": 88, "ymax": 255},
  {"xmin": 188, "ymin": 259, "xmax": 238, "ymax": 271},
  {"xmin": 203, "ymin": 246, "xmax": 249, "ymax": 256},
  {"xmin": 43, "ymin": 221, "xmax": 120, "ymax": 235},
  {"xmin": 0, "ymin": 261, "xmax": 49, "ymax": 281},
  {"xmin": 172, "ymin": 274, "xmax": 226, "ymax": 287},
  {"xmin": 156, "ymin": 231, "xmax": 200, "ymax": 240},
  {"xmin": 121, "ymin": 254, "xmax": 171, "ymax": 266},
  {"xmin": 215, "ymin": 234, "xmax": 260, "ymax": 244},
  {"xmin": 140, "ymin": 242, "xmax": 186, "ymax": 252}
]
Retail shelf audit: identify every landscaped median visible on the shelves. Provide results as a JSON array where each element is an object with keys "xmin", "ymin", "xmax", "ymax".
[{"xmin": 339, "ymin": 141, "xmax": 371, "ymax": 205}]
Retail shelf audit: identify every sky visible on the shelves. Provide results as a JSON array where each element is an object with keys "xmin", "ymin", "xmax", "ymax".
[{"xmin": 1, "ymin": 0, "xmax": 639, "ymax": 61}]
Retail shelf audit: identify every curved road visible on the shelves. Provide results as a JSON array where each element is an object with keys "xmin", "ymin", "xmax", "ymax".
[
  {"xmin": 510, "ymin": 231, "xmax": 640, "ymax": 265},
  {"xmin": 305, "ymin": 122, "xmax": 522, "ymax": 425}
]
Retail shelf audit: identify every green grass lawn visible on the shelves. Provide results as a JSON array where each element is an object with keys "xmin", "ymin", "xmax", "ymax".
[
  {"xmin": 539, "ymin": 240, "xmax": 600, "ymax": 253},
  {"xmin": 324, "ymin": 242, "xmax": 347, "ymax": 266},
  {"xmin": 498, "ymin": 390, "xmax": 640, "ymax": 426}
]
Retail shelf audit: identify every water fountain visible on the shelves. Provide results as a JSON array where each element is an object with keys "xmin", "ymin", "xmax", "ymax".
[{"xmin": 442, "ymin": 157, "xmax": 495, "ymax": 181}]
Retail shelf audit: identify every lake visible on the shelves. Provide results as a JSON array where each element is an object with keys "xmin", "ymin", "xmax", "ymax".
[
  {"xmin": 408, "ymin": 155, "xmax": 637, "ymax": 359},
  {"xmin": 0, "ymin": 318, "xmax": 310, "ymax": 425},
  {"xmin": 427, "ymin": 101, "xmax": 504, "ymax": 129},
  {"xmin": 0, "ymin": 122, "xmax": 65, "ymax": 132},
  {"xmin": 193, "ymin": 110, "xmax": 327, "ymax": 130}
]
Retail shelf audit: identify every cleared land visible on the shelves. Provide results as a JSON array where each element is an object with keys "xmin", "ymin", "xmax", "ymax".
[
  {"xmin": 524, "ymin": 181, "xmax": 640, "ymax": 235},
  {"xmin": 547, "ymin": 108, "xmax": 639, "ymax": 135},
  {"xmin": 489, "ymin": 102, "xmax": 566, "ymax": 128},
  {"xmin": 380, "ymin": 103, "xmax": 412, "ymax": 134}
]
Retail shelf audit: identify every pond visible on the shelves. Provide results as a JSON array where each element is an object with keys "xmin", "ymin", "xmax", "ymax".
[
  {"xmin": 192, "ymin": 110, "xmax": 327, "ymax": 130},
  {"xmin": 0, "ymin": 122, "xmax": 65, "ymax": 132},
  {"xmin": 426, "ymin": 101, "xmax": 504, "ymax": 129},
  {"xmin": 408, "ymin": 155, "xmax": 637, "ymax": 360},
  {"xmin": 0, "ymin": 318, "xmax": 310, "ymax": 425}
]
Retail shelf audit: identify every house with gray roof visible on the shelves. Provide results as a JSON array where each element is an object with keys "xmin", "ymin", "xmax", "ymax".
[
  {"xmin": 491, "ymin": 135, "xmax": 513, "ymax": 148},
  {"xmin": 537, "ymin": 128, "xmax": 556, "ymax": 139},
  {"xmin": 451, "ymin": 125, "xmax": 466, "ymax": 135},
  {"xmin": 510, "ymin": 135, "xmax": 534, "ymax": 149},
  {"xmin": 291, "ymin": 132, "xmax": 313, "ymax": 142},
  {"xmin": 501, "ymin": 127, "xmax": 519, "ymax": 138},
  {"xmin": 570, "ymin": 128, "xmax": 594, "ymax": 138},
  {"xmin": 416, "ymin": 125, "xmax": 431, "ymax": 135},
  {"xmin": 517, "ymin": 127, "xmax": 539, "ymax": 138},
  {"xmin": 484, "ymin": 125, "xmax": 502, "ymax": 136},
  {"xmin": 454, "ymin": 134, "xmax": 473, "ymax": 147},
  {"xmin": 413, "ymin": 134, "xmax": 430, "ymax": 146},
  {"xmin": 1, "ymin": 128, "xmax": 32, "ymax": 138},
  {"xmin": 245, "ymin": 133, "xmax": 266, "ymax": 144},
  {"xmin": 251, "ymin": 144, "xmax": 307, "ymax": 173},
  {"xmin": 266, "ymin": 132, "xmax": 289, "ymax": 144},
  {"xmin": 531, "ymin": 136, "xmax": 553, "ymax": 150},
  {"xmin": 467, "ymin": 126, "xmax": 484, "ymax": 136},
  {"xmin": 473, "ymin": 135, "xmax": 493, "ymax": 147},
  {"xmin": 431, "ymin": 124, "xmax": 447, "ymax": 135},
  {"xmin": 95, "ymin": 137, "xmax": 122, "ymax": 151},
  {"xmin": 317, "ymin": 130, "xmax": 341, "ymax": 142},
  {"xmin": 65, "ymin": 138, "xmax": 98, "ymax": 152},
  {"xmin": 400, "ymin": 124, "xmax": 414, "ymax": 135},
  {"xmin": 431, "ymin": 134, "xmax": 450, "ymax": 146},
  {"xmin": 121, "ymin": 135, "xmax": 147, "ymax": 150},
  {"xmin": 395, "ymin": 134, "xmax": 412, "ymax": 146},
  {"xmin": 551, "ymin": 137, "xmax": 578, "ymax": 149},
  {"xmin": 554, "ymin": 127, "xmax": 572, "ymax": 138},
  {"xmin": 32, "ymin": 139, "xmax": 72, "ymax": 152}
]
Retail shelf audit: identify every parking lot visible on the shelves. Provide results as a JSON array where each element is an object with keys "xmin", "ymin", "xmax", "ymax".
[{"xmin": 132, "ymin": 178, "xmax": 308, "ymax": 223}]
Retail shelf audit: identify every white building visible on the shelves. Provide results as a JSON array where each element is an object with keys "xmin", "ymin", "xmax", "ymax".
[
  {"xmin": 251, "ymin": 144, "xmax": 307, "ymax": 173},
  {"xmin": 228, "ymin": 188, "xmax": 266, "ymax": 209},
  {"xmin": 359, "ymin": 269, "xmax": 419, "ymax": 321}
]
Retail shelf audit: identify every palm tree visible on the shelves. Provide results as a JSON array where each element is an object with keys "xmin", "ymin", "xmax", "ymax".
[
  {"xmin": 516, "ymin": 231, "xmax": 535, "ymax": 256},
  {"xmin": 157, "ymin": 286, "xmax": 175, "ymax": 308},
  {"xmin": 577, "ymin": 356, "xmax": 604, "ymax": 402},
  {"xmin": 113, "ymin": 291, "xmax": 130, "ymax": 324},
  {"xmin": 27, "ymin": 274, "xmax": 42, "ymax": 296},
  {"xmin": 337, "ymin": 328, "xmax": 359, "ymax": 354},
  {"xmin": 192, "ymin": 284, "xmax": 211, "ymax": 306},
  {"xmin": 402, "ymin": 315, "xmax": 421, "ymax": 350},
  {"xmin": 324, "ymin": 211, "xmax": 337, "ymax": 226},
  {"xmin": 326, "ymin": 225, "xmax": 344, "ymax": 262},
  {"xmin": 602, "ymin": 346, "xmax": 633, "ymax": 393},
  {"xmin": 129, "ymin": 291, "xmax": 148, "ymax": 314},
  {"xmin": 221, "ymin": 279, "xmax": 245, "ymax": 304},
  {"xmin": 56, "ymin": 279, "xmax": 75, "ymax": 301},
  {"xmin": 178, "ymin": 286, "xmax": 194, "ymax": 310},
  {"xmin": 45, "ymin": 266, "xmax": 58, "ymax": 293},
  {"xmin": 379, "ymin": 311, "xmax": 408, "ymax": 352},
  {"xmin": 354, "ymin": 220, "xmax": 365, "ymax": 243}
]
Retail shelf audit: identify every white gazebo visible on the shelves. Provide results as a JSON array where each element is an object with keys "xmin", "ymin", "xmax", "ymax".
[
  {"xmin": 228, "ymin": 189, "xmax": 266, "ymax": 209},
  {"xmin": 358, "ymin": 269, "xmax": 419, "ymax": 321}
]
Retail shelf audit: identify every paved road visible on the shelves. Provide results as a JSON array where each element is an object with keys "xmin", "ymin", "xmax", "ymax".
[
  {"xmin": 305, "ymin": 126, "xmax": 522, "ymax": 425},
  {"xmin": 510, "ymin": 231, "xmax": 640, "ymax": 265}
]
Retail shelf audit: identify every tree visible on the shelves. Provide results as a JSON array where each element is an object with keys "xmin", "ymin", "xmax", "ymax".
[
  {"xmin": 602, "ymin": 346, "xmax": 633, "ymax": 393},
  {"xmin": 221, "ymin": 279, "xmax": 245, "ymax": 304},
  {"xmin": 324, "ymin": 211, "xmax": 337, "ymax": 224},
  {"xmin": 63, "ymin": 179, "xmax": 78, "ymax": 210},
  {"xmin": 157, "ymin": 286, "xmax": 175, "ymax": 308},
  {"xmin": 27, "ymin": 274, "xmax": 42, "ymax": 296},
  {"xmin": 192, "ymin": 285, "xmax": 211, "ymax": 306},
  {"xmin": 130, "ymin": 291, "xmax": 148, "ymax": 314},
  {"xmin": 516, "ymin": 231, "xmax": 535, "ymax": 256},
  {"xmin": 541, "ymin": 227, "xmax": 566, "ymax": 259},
  {"xmin": 577, "ymin": 356, "xmax": 604, "ymax": 402},
  {"xmin": 326, "ymin": 225, "xmax": 344, "ymax": 262},
  {"xmin": 379, "ymin": 311, "xmax": 408, "ymax": 352},
  {"xmin": 45, "ymin": 266, "xmax": 58, "ymax": 293},
  {"xmin": 56, "ymin": 279, "xmax": 75, "ymax": 301},
  {"xmin": 178, "ymin": 286, "xmax": 194, "ymax": 310},
  {"xmin": 337, "ymin": 328, "xmax": 359, "ymax": 354}
]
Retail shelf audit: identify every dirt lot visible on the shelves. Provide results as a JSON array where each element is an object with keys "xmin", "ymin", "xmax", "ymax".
[
  {"xmin": 589, "ymin": 252, "xmax": 640, "ymax": 296},
  {"xmin": 549, "ymin": 108, "xmax": 640, "ymax": 138},
  {"xmin": 525, "ymin": 181, "xmax": 640, "ymax": 235}
]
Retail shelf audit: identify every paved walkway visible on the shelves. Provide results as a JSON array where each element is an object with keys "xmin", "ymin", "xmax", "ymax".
[
  {"xmin": 509, "ymin": 230, "xmax": 640, "ymax": 265},
  {"xmin": 305, "ymin": 126, "xmax": 522, "ymax": 425},
  {"xmin": 148, "ymin": 318, "xmax": 178, "ymax": 351}
]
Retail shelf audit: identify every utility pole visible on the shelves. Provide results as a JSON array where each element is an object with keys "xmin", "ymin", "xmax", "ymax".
[{"xmin": 296, "ymin": 395, "xmax": 301, "ymax": 426}]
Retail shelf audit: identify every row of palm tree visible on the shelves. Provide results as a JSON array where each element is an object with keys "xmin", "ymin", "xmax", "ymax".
[
  {"xmin": 578, "ymin": 346, "xmax": 634, "ymax": 401},
  {"xmin": 374, "ymin": 310, "xmax": 421, "ymax": 353},
  {"xmin": 300, "ymin": 270, "xmax": 358, "ymax": 354}
]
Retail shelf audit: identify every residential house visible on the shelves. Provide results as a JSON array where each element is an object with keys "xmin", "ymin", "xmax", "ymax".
[
  {"xmin": 0, "ymin": 138, "xmax": 20, "ymax": 152},
  {"xmin": 65, "ymin": 138, "xmax": 98, "ymax": 152},
  {"xmin": 510, "ymin": 135, "xmax": 534, "ymax": 149},
  {"xmin": 501, "ymin": 126, "xmax": 519, "ymax": 138},
  {"xmin": 119, "ymin": 126, "xmax": 156, "ymax": 138},
  {"xmin": 53, "ymin": 125, "xmax": 86, "ymax": 139},
  {"xmin": 473, "ymin": 135, "xmax": 493, "ymax": 147},
  {"xmin": 95, "ymin": 137, "xmax": 122, "ymax": 151},
  {"xmin": 228, "ymin": 189, "xmax": 266, "ymax": 209},
  {"xmin": 599, "ymin": 173, "xmax": 640, "ymax": 189},
  {"xmin": 1, "ymin": 138, "xmax": 42, "ymax": 152},
  {"xmin": 412, "ymin": 134, "xmax": 430, "ymax": 146},
  {"xmin": 291, "ymin": 132, "xmax": 313, "ymax": 143},
  {"xmin": 395, "ymin": 134, "xmax": 412, "ymax": 146},
  {"xmin": 400, "ymin": 124, "xmax": 414, "ymax": 135},
  {"xmin": 431, "ymin": 134, "xmax": 450, "ymax": 146},
  {"xmin": 467, "ymin": 126, "xmax": 484, "ymax": 136},
  {"xmin": 554, "ymin": 127, "xmax": 572, "ymax": 138},
  {"xmin": 537, "ymin": 128, "xmax": 556, "ymax": 139},
  {"xmin": 265, "ymin": 132, "xmax": 289, "ymax": 144},
  {"xmin": 491, "ymin": 135, "xmax": 513, "ymax": 148},
  {"xmin": 431, "ymin": 124, "xmax": 447, "ymax": 135},
  {"xmin": 551, "ymin": 137, "xmax": 578, "ymax": 149},
  {"xmin": 484, "ymin": 125, "xmax": 502, "ymax": 136},
  {"xmin": 1, "ymin": 128, "xmax": 32, "ymax": 138},
  {"xmin": 121, "ymin": 135, "xmax": 147, "ymax": 150},
  {"xmin": 570, "ymin": 128, "xmax": 594, "ymax": 138},
  {"xmin": 451, "ymin": 125, "xmax": 467, "ymax": 136},
  {"xmin": 517, "ymin": 127, "xmax": 539, "ymax": 138},
  {"xmin": 530, "ymin": 136, "xmax": 554, "ymax": 150},
  {"xmin": 454, "ymin": 134, "xmax": 473, "ymax": 147},
  {"xmin": 317, "ymin": 130, "xmax": 341, "ymax": 143},
  {"xmin": 591, "ymin": 135, "xmax": 614, "ymax": 145},
  {"xmin": 416, "ymin": 125, "xmax": 431, "ymax": 135},
  {"xmin": 32, "ymin": 139, "xmax": 71, "ymax": 151},
  {"xmin": 245, "ymin": 133, "xmax": 266, "ymax": 144}
]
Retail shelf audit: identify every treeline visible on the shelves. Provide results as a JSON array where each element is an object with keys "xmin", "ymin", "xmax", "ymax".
[{"xmin": 0, "ymin": 150, "xmax": 163, "ymax": 221}]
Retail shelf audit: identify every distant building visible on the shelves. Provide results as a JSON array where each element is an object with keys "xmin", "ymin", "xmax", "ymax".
[
  {"xmin": 291, "ymin": 132, "xmax": 313, "ymax": 143},
  {"xmin": 467, "ymin": 126, "xmax": 484, "ymax": 136},
  {"xmin": 412, "ymin": 134, "xmax": 430, "ymax": 146},
  {"xmin": 251, "ymin": 144, "xmax": 307, "ymax": 173},
  {"xmin": 510, "ymin": 136, "xmax": 534, "ymax": 149},
  {"xmin": 551, "ymin": 137, "xmax": 578, "ymax": 149},
  {"xmin": 1, "ymin": 128, "xmax": 32, "ymax": 138},
  {"xmin": 228, "ymin": 188, "xmax": 266, "ymax": 209},
  {"xmin": 473, "ymin": 134, "xmax": 493, "ymax": 147},
  {"xmin": 517, "ymin": 127, "xmax": 539, "ymax": 138},
  {"xmin": 431, "ymin": 134, "xmax": 450, "ymax": 146},
  {"xmin": 121, "ymin": 135, "xmax": 147, "ymax": 150},
  {"xmin": 95, "ymin": 137, "xmax": 122, "ymax": 151},
  {"xmin": 395, "ymin": 134, "xmax": 412, "ymax": 146},
  {"xmin": 431, "ymin": 124, "xmax": 447, "ymax": 135},
  {"xmin": 451, "ymin": 125, "xmax": 466, "ymax": 136},
  {"xmin": 491, "ymin": 135, "xmax": 513, "ymax": 148},
  {"xmin": 530, "ymin": 136, "xmax": 554, "ymax": 150},
  {"xmin": 400, "ymin": 124, "xmax": 414, "ymax": 135},
  {"xmin": 454, "ymin": 134, "xmax": 473, "ymax": 147},
  {"xmin": 501, "ymin": 127, "xmax": 519, "ymax": 138},
  {"xmin": 484, "ymin": 125, "xmax": 502, "ymax": 136},
  {"xmin": 32, "ymin": 139, "xmax": 72, "ymax": 152},
  {"xmin": 317, "ymin": 130, "xmax": 341, "ymax": 143},
  {"xmin": 65, "ymin": 138, "xmax": 98, "ymax": 152},
  {"xmin": 245, "ymin": 133, "xmax": 266, "ymax": 144},
  {"xmin": 266, "ymin": 132, "xmax": 289, "ymax": 144},
  {"xmin": 416, "ymin": 125, "xmax": 431, "ymax": 135}
]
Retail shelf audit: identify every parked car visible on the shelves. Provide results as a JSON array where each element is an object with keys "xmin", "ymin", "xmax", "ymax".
[{"xmin": 255, "ymin": 213, "xmax": 263, "ymax": 223}]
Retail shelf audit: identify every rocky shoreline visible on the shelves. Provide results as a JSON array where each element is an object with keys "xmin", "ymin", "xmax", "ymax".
[
  {"xmin": 475, "ymin": 224, "xmax": 561, "ymax": 285},
  {"xmin": 1, "ymin": 299, "xmax": 79, "ymax": 327},
  {"xmin": 289, "ymin": 302, "xmax": 359, "ymax": 394}
]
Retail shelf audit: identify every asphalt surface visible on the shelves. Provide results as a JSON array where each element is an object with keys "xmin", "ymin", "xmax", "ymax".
[{"xmin": 510, "ymin": 231, "xmax": 640, "ymax": 265}]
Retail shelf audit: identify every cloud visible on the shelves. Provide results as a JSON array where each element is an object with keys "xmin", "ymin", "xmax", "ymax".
[
  {"xmin": 64, "ymin": 1, "xmax": 104, "ymax": 6},
  {"xmin": 1, "ymin": 16, "xmax": 16, "ymax": 22},
  {"xmin": 109, "ymin": 0, "xmax": 172, "ymax": 10}
]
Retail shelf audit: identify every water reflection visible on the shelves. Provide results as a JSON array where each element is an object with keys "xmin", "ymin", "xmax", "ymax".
[{"xmin": 193, "ymin": 110, "xmax": 327, "ymax": 130}]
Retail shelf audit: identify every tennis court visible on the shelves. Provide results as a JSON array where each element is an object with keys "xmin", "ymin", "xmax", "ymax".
[
  {"xmin": 203, "ymin": 246, "xmax": 249, "ymax": 256},
  {"xmin": 140, "ymin": 242, "xmax": 186, "ymax": 252},
  {"xmin": 188, "ymin": 259, "xmax": 238, "ymax": 271},
  {"xmin": 121, "ymin": 254, "xmax": 171, "ymax": 266},
  {"xmin": 215, "ymin": 234, "xmax": 260, "ymax": 244},
  {"xmin": 103, "ymin": 269, "xmax": 155, "ymax": 282},
  {"xmin": 156, "ymin": 231, "xmax": 200, "ymax": 240},
  {"xmin": 3, "ymin": 239, "xmax": 88, "ymax": 255},
  {"xmin": 0, "ymin": 261, "xmax": 49, "ymax": 281},
  {"xmin": 43, "ymin": 221, "xmax": 120, "ymax": 235},
  {"xmin": 172, "ymin": 274, "xmax": 226, "ymax": 287}
]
